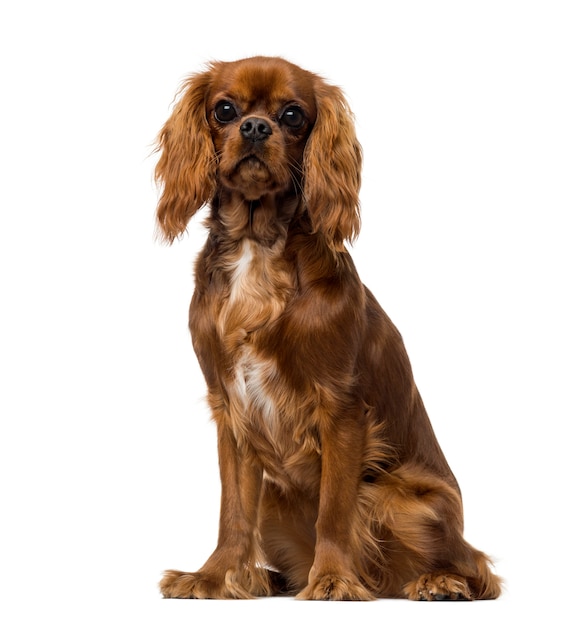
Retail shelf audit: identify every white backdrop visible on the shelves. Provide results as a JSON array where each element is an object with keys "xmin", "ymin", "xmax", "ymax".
[{"xmin": 1, "ymin": 1, "xmax": 586, "ymax": 624}]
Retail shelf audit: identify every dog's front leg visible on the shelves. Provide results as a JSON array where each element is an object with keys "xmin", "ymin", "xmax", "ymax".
[
  {"xmin": 160, "ymin": 417, "xmax": 269, "ymax": 599},
  {"xmin": 298, "ymin": 401, "xmax": 374, "ymax": 601}
]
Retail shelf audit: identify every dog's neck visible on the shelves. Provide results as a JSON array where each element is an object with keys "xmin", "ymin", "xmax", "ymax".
[{"xmin": 208, "ymin": 188, "xmax": 303, "ymax": 247}]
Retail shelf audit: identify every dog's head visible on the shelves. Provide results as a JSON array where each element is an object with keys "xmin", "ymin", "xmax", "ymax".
[{"xmin": 155, "ymin": 56, "xmax": 362, "ymax": 249}]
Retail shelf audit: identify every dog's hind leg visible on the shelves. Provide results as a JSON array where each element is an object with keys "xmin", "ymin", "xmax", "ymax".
[{"xmin": 368, "ymin": 463, "xmax": 502, "ymax": 600}]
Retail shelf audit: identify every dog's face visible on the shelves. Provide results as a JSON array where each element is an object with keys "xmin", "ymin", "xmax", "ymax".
[
  {"xmin": 205, "ymin": 58, "xmax": 318, "ymax": 201},
  {"xmin": 155, "ymin": 56, "xmax": 362, "ymax": 248}
]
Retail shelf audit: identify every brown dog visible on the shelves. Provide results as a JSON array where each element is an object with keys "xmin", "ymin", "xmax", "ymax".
[{"xmin": 155, "ymin": 56, "xmax": 501, "ymax": 601}]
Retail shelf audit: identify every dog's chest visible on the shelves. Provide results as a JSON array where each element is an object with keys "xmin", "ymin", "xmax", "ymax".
[
  {"xmin": 218, "ymin": 238, "xmax": 292, "ymax": 344},
  {"xmin": 218, "ymin": 240, "xmax": 291, "ymax": 429},
  {"xmin": 214, "ymin": 240, "xmax": 321, "ymax": 480}
]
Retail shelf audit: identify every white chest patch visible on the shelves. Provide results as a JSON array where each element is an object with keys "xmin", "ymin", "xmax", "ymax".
[
  {"xmin": 229, "ymin": 239, "xmax": 254, "ymax": 300},
  {"xmin": 232, "ymin": 346, "xmax": 279, "ymax": 433}
]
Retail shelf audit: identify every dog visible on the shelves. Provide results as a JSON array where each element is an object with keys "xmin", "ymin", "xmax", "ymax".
[{"xmin": 154, "ymin": 56, "xmax": 501, "ymax": 601}]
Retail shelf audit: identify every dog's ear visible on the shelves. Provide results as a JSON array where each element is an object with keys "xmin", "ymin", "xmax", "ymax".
[
  {"xmin": 303, "ymin": 82, "xmax": 362, "ymax": 250},
  {"xmin": 154, "ymin": 70, "xmax": 216, "ymax": 243}
]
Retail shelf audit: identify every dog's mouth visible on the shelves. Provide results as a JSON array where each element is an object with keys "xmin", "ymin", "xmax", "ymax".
[
  {"xmin": 221, "ymin": 154, "xmax": 287, "ymax": 200},
  {"xmin": 237, "ymin": 155, "xmax": 271, "ymax": 181}
]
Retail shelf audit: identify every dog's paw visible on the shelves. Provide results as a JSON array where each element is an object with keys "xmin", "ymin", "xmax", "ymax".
[
  {"xmin": 159, "ymin": 568, "xmax": 254, "ymax": 599},
  {"xmin": 297, "ymin": 574, "xmax": 374, "ymax": 601},
  {"xmin": 404, "ymin": 573, "xmax": 472, "ymax": 601}
]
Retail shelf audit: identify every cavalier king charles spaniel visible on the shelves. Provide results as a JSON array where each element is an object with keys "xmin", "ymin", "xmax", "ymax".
[{"xmin": 154, "ymin": 56, "xmax": 501, "ymax": 601}]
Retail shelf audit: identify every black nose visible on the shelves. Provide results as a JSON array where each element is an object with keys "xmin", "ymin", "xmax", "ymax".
[{"xmin": 240, "ymin": 117, "xmax": 272, "ymax": 142}]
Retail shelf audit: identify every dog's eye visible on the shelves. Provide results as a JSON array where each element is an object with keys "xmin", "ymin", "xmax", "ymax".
[
  {"xmin": 280, "ymin": 106, "xmax": 305, "ymax": 129},
  {"xmin": 214, "ymin": 101, "xmax": 238, "ymax": 123}
]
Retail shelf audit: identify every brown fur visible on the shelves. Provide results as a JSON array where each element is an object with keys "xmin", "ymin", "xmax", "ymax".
[{"xmin": 155, "ymin": 56, "xmax": 501, "ymax": 601}]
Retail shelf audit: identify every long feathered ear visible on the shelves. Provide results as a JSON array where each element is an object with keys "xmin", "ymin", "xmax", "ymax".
[
  {"xmin": 303, "ymin": 81, "xmax": 362, "ymax": 250},
  {"xmin": 154, "ymin": 70, "xmax": 216, "ymax": 243}
]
